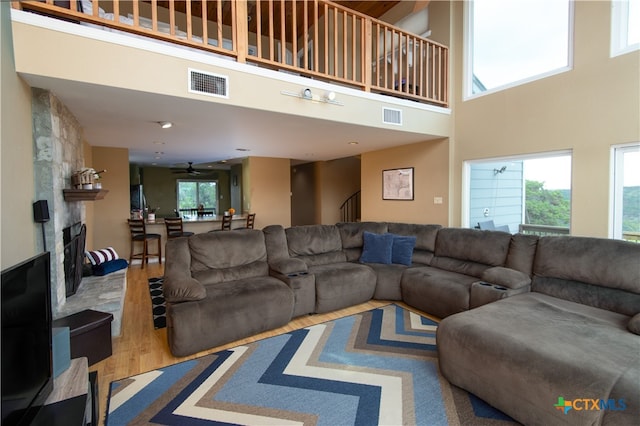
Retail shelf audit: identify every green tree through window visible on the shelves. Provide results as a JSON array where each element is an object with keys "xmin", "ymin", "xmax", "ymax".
[{"xmin": 177, "ymin": 180, "xmax": 217, "ymax": 212}]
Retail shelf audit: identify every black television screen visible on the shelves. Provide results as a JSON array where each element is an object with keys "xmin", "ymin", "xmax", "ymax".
[{"xmin": 1, "ymin": 252, "xmax": 53, "ymax": 426}]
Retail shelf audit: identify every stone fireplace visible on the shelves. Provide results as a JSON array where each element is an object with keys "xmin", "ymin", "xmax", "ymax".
[{"xmin": 32, "ymin": 88, "xmax": 85, "ymax": 316}]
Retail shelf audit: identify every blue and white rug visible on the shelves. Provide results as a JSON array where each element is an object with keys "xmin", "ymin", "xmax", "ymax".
[{"xmin": 106, "ymin": 304, "xmax": 518, "ymax": 425}]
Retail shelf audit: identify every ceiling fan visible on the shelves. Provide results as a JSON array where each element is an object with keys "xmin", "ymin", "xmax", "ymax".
[{"xmin": 172, "ymin": 162, "xmax": 204, "ymax": 176}]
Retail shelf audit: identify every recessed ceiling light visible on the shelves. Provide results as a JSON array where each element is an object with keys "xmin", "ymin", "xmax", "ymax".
[
  {"xmin": 159, "ymin": 121, "xmax": 173, "ymax": 129},
  {"xmin": 348, "ymin": 141, "xmax": 359, "ymax": 145}
]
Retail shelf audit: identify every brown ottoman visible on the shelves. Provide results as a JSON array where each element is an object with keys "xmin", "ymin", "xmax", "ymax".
[{"xmin": 53, "ymin": 309, "xmax": 113, "ymax": 366}]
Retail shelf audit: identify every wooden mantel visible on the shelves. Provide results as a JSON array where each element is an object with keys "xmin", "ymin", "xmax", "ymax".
[{"xmin": 63, "ymin": 189, "xmax": 108, "ymax": 201}]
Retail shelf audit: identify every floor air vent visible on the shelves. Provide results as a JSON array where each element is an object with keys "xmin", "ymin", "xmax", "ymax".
[
  {"xmin": 188, "ymin": 69, "xmax": 228, "ymax": 98},
  {"xmin": 382, "ymin": 107, "xmax": 403, "ymax": 125}
]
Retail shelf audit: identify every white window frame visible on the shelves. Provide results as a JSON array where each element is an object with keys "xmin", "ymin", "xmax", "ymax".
[
  {"xmin": 611, "ymin": 0, "xmax": 640, "ymax": 57},
  {"xmin": 462, "ymin": 150, "xmax": 572, "ymax": 229},
  {"xmin": 463, "ymin": 0, "xmax": 575, "ymax": 100},
  {"xmin": 609, "ymin": 142, "xmax": 640, "ymax": 239}
]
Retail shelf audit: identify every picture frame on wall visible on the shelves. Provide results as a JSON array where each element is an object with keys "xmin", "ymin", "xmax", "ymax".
[{"xmin": 382, "ymin": 167, "xmax": 414, "ymax": 200}]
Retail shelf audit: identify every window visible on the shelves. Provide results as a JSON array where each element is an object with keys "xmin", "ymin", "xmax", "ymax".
[
  {"xmin": 177, "ymin": 180, "xmax": 218, "ymax": 213},
  {"xmin": 611, "ymin": 0, "xmax": 640, "ymax": 56},
  {"xmin": 611, "ymin": 144, "xmax": 640, "ymax": 241},
  {"xmin": 465, "ymin": 0, "xmax": 572, "ymax": 97},
  {"xmin": 464, "ymin": 152, "xmax": 572, "ymax": 235}
]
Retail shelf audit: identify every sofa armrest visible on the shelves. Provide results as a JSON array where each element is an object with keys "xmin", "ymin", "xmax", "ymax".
[
  {"xmin": 481, "ymin": 266, "xmax": 531, "ymax": 289},
  {"xmin": 269, "ymin": 258, "xmax": 308, "ymax": 275},
  {"xmin": 164, "ymin": 237, "xmax": 206, "ymax": 303},
  {"xmin": 164, "ymin": 276, "xmax": 206, "ymax": 303}
]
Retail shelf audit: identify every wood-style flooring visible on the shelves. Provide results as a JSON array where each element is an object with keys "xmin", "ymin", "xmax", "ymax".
[{"xmin": 90, "ymin": 263, "xmax": 435, "ymax": 425}]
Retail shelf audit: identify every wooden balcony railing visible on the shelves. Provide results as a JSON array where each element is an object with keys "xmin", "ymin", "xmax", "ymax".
[{"xmin": 14, "ymin": 0, "xmax": 449, "ymax": 107}]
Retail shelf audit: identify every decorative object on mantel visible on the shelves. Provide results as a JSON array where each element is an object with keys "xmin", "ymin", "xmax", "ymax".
[
  {"xmin": 71, "ymin": 168, "xmax": 106, "ymax": 190},
  {"xmin": 63, "ymin": 189, "xmax": 108, "ymax": 202}
]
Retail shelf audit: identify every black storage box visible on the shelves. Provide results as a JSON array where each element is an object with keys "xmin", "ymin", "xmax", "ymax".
[{"xmin": 53, "ymin": 309, "xmax": 113, "ymax": 366}]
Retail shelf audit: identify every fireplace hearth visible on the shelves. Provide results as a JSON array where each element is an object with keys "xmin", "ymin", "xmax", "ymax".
[{"xmin": 63, "ymin": 222, "xmax": 86, "ymax": 297}]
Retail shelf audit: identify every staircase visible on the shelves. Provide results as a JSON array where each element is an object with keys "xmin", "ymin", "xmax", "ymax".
[{"xmin": 340, "ymin": 191, "xmax": 361, "ymax": 222}]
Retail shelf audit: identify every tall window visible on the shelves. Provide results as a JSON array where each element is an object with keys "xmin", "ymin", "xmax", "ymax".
[
  {"xmin": 611, "ymin": 0, "xmax": 640, "ymax": 56},
  {"xmin": 177, "ymin": 180, "xmax": 217, "ymax": 212},
  {"xmin": 466, "ymin": 0, "xmax": 572, "ymax": 97},
  {"xmin": 611, "ymin": 144, "xmax": 640, "ymax": 240}
]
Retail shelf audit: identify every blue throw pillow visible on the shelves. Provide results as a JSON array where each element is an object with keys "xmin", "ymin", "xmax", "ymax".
[
  {"xmin": 359, "ymin": 231, "xmax": 394, "ymax": 264},
  {"xmin": 92, "ymin": 258, "xmax": 128, "ymax": 276},
  {"xmin": 391, "ymin": 234, "xmax": 417, "ymax": 266}
]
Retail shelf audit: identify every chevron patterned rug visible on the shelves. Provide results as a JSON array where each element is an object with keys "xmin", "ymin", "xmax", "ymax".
[{"xmin": 106, "ymin": 304, "xmax": 518, "ymax": 425}]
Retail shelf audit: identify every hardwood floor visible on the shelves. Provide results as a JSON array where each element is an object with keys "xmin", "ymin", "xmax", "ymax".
[{"xmin": 90, "ymin": 264, "xmax": 436, "ymax": 425}]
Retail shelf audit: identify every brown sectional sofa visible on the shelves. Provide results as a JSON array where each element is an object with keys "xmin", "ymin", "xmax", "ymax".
[{"xmin": 163, "ymin": 222, "xmax": 640, "ymax": 425}]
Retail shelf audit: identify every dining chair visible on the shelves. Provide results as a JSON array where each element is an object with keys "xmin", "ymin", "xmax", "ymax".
[
  {"xmin": 164, "ymin": 217, "xmax": 195, "ymax": 239},
  {"xmin": 245, "ymin": 213, "xmax": 256, "ymax": 229},
  {"xmin": 220, "ymin": 214, "xmax": 233, "ymax": 231},
  {"xmin": 127, "ymin": 219, "xmax": 161, "ymax": 268}
]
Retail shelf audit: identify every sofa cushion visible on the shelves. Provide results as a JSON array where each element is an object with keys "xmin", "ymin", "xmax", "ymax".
[
  {"xmin": 505, "ymin": 233, "xmax": 539, "ymax": 276},
  {"xmin": 533, "ymin": 236, "xmax": 640, "ymax": 294},
  {"xmin": 437, "ymin": 293, "xmax": 640, "ymax": 426},
  {"xmin": 532, "ymin": 236, "xmax": 640, "ymax": 315},
  {"xmin": 192, "ymin": 261, "xmax": 269, "ymax": 286},
  {"xmin": 189, "ymin": 230, "xmax": 267, "ymax": 273},
  {"xmin": 387, "ymin": 223, "xmax": 441, "ymax": 252},
  {"xmin": 359, "ymin": 231, "xmax": 393, "ymax": 264},
  {"xmin": 166, "ymin": 277, "xmax": 294, "ymax": 357},
  {"xmin": 310, "ymin": 262, "xmax": 377, "ymax": 313},
  {"xmin": 401, "ymin": 267, "xmax": 477, "ymax": 318},
  {"xmin": 391, "ymin": 234, "xmax": 417, "ymax": 266},
  {"xmin": 337, "ymin": 222, "xmax": 389, "ymax": 261},
  {"xmin": 435, "ymin": 228, "xmax": 511, "ymax": 267},
  {"xmin": 628, "ymin": 313, "xmax": 640, "ymax": 335},
  {"xmin": 285, "ymin": 225, "xmax": 346, "ymax": 265}
]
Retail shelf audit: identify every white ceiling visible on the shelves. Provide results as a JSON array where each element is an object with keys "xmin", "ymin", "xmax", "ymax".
[{"xmin": 22, "ymin": 72, "xmax": 437, "ymax": 171}]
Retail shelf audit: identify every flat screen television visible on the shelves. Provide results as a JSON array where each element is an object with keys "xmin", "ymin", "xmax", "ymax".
[{"xmin": 1, "ymin": 252, "xmax": 54, "ymax": 426}]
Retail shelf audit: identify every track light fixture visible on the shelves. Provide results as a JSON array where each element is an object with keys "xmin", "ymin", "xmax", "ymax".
[{"xmin": 280, "ymin": 88, "xmax": 343, "ymax": 105}]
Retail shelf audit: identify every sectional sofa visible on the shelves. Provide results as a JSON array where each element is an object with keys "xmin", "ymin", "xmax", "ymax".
[{"xmin": 163, "ymin": 222, "xmax": 640, "ymax": 425}]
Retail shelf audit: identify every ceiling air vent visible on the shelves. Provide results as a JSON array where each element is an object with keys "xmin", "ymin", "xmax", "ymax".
[
  {"xmin": 382, "ymin": 107, "xmax": 402, "ymax": 125},
  {"xmin": 188, "ymin": 68, "xmax": 229, "ymax": 98}
]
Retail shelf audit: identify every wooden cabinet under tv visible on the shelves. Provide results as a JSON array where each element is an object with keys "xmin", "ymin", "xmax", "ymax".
[{"xmin": 32, "ymin": 357, "xmax": 97, "ymax": 426}]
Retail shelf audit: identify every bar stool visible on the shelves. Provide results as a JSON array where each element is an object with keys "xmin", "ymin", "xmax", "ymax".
[
  {"xmin": 164, "ymin": 217, "xmax": 195, "ymax": 239},
  {"xmin": 235, "ymin": 213, "xmax": 256, "ymax": 230},
  {"xmin": 127, "ymin": 219, "xmax": 161, "ymax": 268}
]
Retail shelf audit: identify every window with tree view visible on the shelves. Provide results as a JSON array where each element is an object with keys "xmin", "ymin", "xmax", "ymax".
[{"xmin": 177, "ymin": 180, "xmax": 217, "ymax": 213}]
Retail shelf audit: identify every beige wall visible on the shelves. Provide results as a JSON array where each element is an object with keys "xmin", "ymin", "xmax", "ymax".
[
  {"xmin": 315, "ymin": 156, "xmax": 361, "ymax": 224},
  {"xmin": 361, "ymin": 139, "xmax": 449, "ymax": 225},
  {"xmin": 89, "ymin": 147, "xmax": 130, "ymax": 257},
  {"xmin": 1, "ymin": 2, "xmax": 37, "ymax": 268},
  {"xmin": 450, "ymin": 1, "xmax": 639, "ymax": 237},
  {"xmin": 245, "ymin": 157, "xmax": 291, "ymax": 228}
]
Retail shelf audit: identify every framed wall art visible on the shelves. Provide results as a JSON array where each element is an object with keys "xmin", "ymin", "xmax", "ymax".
[{"xmin": 382, "ymin": 167, "xmax": 414, "ymax": 200}]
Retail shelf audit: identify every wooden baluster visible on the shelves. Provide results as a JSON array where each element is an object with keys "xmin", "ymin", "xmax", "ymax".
[{"xmin": 186, "ymin": 0, "xmax": 192, "ymax": 40}]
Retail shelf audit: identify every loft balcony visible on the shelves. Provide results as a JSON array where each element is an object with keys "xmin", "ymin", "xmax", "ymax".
[{"xmin": 14, "ymin": 0, "xmax": 449, "ymax": 108}]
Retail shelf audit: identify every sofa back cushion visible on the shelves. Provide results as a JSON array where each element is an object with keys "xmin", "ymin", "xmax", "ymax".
[
  {"xmin": 188, "ymin": 230, "xmax": 269, "ymax": 284},
  {"xmin": 387, "ymin": 223, "xmax": 441, "ymax": 265},
  {"xmin": 505, "ymin": 233, "xmax": 539, "ymax": 276},
  {"xmin": 532, "ymin": 236, "xmax": 640, "ymax": 315},
  {"xmin": 285, "ymin": 224, "xmax": 347, "ymax": 265},
  {"xmin": 337, "ymin": 222, "xmax": 389, "ymax": 261},
  {"xmin": 435, "ymin": 228, "xmax": 512, "ymax": 266}
]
